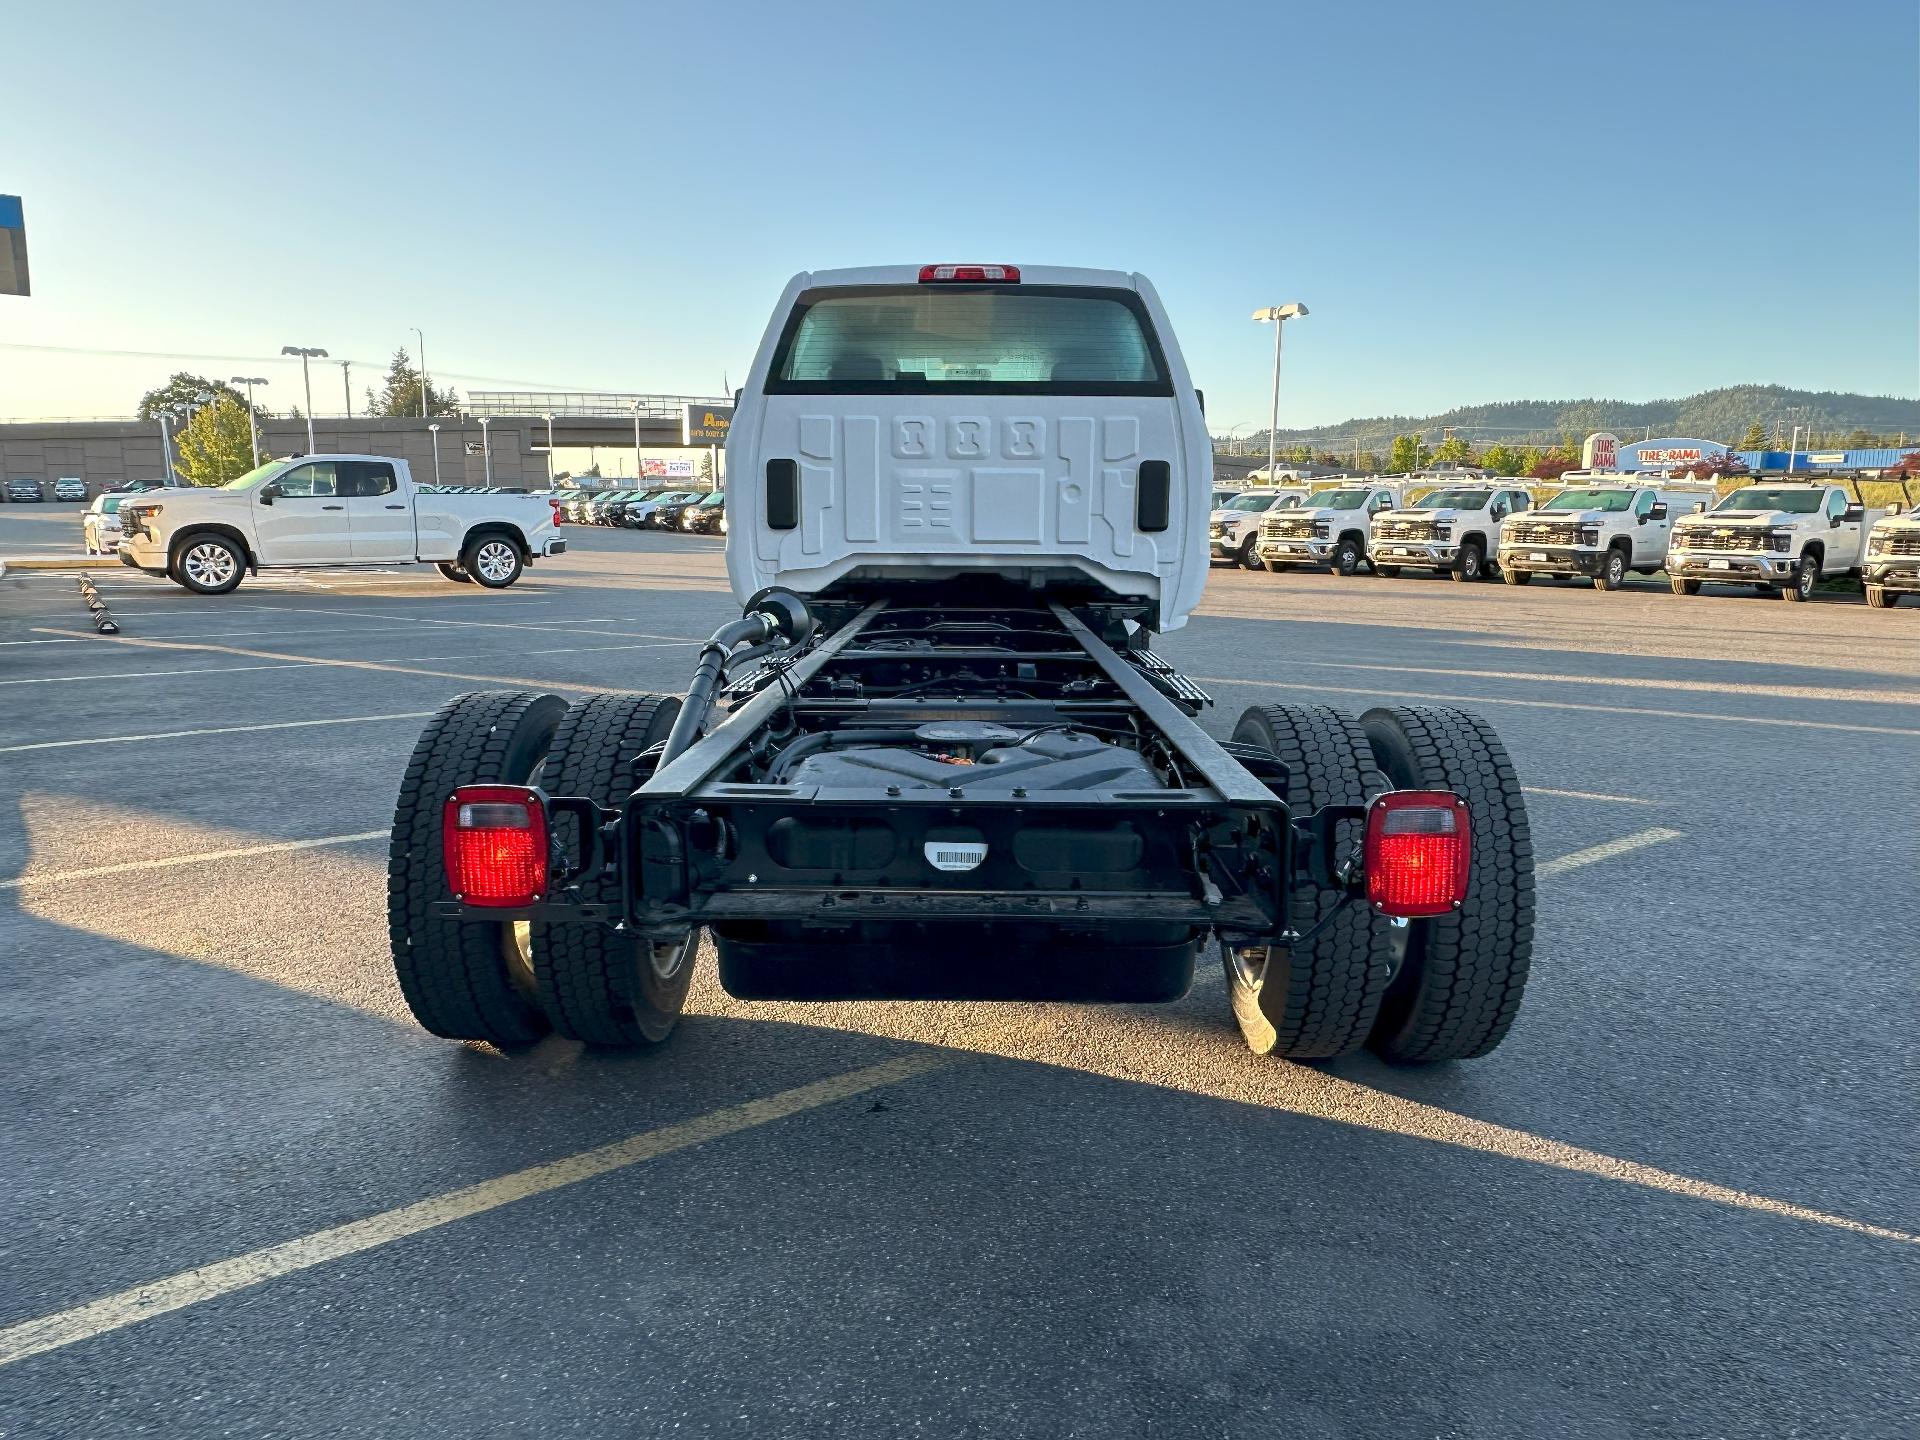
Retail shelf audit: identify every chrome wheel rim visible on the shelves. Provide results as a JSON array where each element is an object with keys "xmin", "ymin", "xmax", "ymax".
[
  {"xmin": 475, "ymin": 541, "xmax": 517, "ymax": 582},
  {"xmin": 183, "ymin": 542, "xmax": 236, "ymax": 587}
]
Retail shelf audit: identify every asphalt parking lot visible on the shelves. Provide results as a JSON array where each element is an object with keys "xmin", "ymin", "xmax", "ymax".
[{"xmin": 1, "ymin": 513, "xmax": 1915, "ymax": 1438}]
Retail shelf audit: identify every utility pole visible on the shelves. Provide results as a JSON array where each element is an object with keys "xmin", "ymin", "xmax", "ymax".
[
  {"xmin": 281, "ymin": 345, "xmax": 327, "ymax": 452},
  {"xmin": 230, "ymin": 376, "xmax": 268, "ymax": 467},
  {"xmin": 412, "ymin": 327, "xmax": 428, "ymax": 417},
  {"xmin": 339, "ymin": 360, "xmax": 353, "ymax": 418},
  {"xmin": 157, "ymin": 412, "xmax": 176, "ymax": 484}
]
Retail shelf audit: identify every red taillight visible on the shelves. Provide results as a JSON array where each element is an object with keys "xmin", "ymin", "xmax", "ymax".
[
  {"xmin": 918, "ymin": 264, "xmax": 1021, "ymax": 283},
  {"xmin": 443, "ymin": 784, "xmax": 547, "ymax": 908},
  {"xmin": 550, "ymin": 500, "xmax": 566, "ymax": 525},
  {"xmin": 1364, "ymin": 791, "xmax": 1471, "ymax": 918}
]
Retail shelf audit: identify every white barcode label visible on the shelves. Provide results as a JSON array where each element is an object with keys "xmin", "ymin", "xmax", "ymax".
[{"xmin": 925, "ymin": 841, "xmax": 988, "ymax": 872}]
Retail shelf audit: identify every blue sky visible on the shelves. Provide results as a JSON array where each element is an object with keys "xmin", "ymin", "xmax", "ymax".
[{"xmin": 2, "ymin": 0, "xmax": 1914, "ymax": 433}]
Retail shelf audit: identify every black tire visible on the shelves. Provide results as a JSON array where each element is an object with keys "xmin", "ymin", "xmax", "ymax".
[
  {"xmin": 1501, "ymin": 565, "xmax": 1529, "ymax": 586},
  {"xmin": 1221, "ymin": 705, "xmax": 1394, "ymax": 1060},
  {"xmin": 1374, "ymin": 565, "xmax": 1401, "ymax": 579},
  {"xmin": 530, "ymin": 693, "xmax": 695, "ymax": 1046},
  {"xmin": 1452, "ymin": 541, "xmax": 1485, "ymax": 583},
  {"xmin": 1670, "ymin": 576, "xmax": 1701, "ymax": 596},
  {"xmin": 1358, "ymin": 707, "xmax": 1535, "ymax": 1064},
  {"xmin": 1866, "ymin": 584, "xmax": 1896, "ymax": 609},
  {"xmin": 388, "ymin": 690, "xmax": 569, "ymax": 1045},
  {"xmin": 1593, "ymin": 546, "xmax": 1629, "ymax": 592},
  {"xmin": 437, "ymin": 561, "xmax": 474, "ymax": 583},
  {"xmin": 1262, "ymin": 560, "xmax": 1288, "ymax": 574},
  {"xmin": 462, "ymin": 532, "xmax": 525, "ymax": 588},
  {"xmin": 170, "ymin": 533, "xmax": 246, "ymax": 594},
  {"xmin": 1781, "ymin": 555, "xmax": 1817, "ymax": 602},
  {"xmin": 1238, "ymin": 535, "xmax": 1263, "ymax": 571},
  {"xmin": 1331, "ymin": 536, "xmax": 1363, "ymax": 575}
]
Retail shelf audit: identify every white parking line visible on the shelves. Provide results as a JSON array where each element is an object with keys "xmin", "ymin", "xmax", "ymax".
[
  {"xmin": 1521, "ymin": 786, "xmax": 1651, "ymax": 805},
  {"xmin": 1, "ymin": 830, "xmax": 389, "ymax": 889},
  {"xmin": 0, "ymin": 711, "xmax": 434, "ymax": 753},
  {"xmin": 0, "ymin": 662, "xmax": 315, "ymax": 686},
  {"xmin": 0, "ymin": 1053, "xmax": 954, "ymax": 1367},
  {"xmin": 1537, "ymin": 827, "xmax": 1685, "ymax": 877},
  {"xmin": 1194, "ymin": 675, "xmax": 1920, "ymax": 739}
]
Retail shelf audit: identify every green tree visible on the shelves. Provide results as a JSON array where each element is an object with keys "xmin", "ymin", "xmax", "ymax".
[
  {"xmin": 139, "ymin": 373, "xmax": 248, "ymax": 423},
  {"xmin": 172, "ymin": 397, "xmax": 260, "ymax": 485},
  {"xmin": 1737, "ymin": 421, "xmax": 1768, "ymax": 451},
  {"xmin": 1432, "ymin": 434, "xmax": 1473, "ymax": 465},
  {"xmin": 1480, "ymin": 443, "xmax": 1528, "ymax": 477},
  {"xmin": 1386, "ymin": 433, "xmax": 1431, "ymax": 473},
  {"xmin": 367, "ymin": 348, "xmax": 460, "ymax": 417}
]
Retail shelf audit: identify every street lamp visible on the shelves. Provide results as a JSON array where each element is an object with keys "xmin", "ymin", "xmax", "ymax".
[
  {"xmin": 632, "ymin": 398, "xmax": 644, "ymax": 472},
  {"xmin": 427, "ymin": 422, "xmax": 442, "ymax": 486},
  {"xmin": 231, "ymin": 376, "xmax": 268, "ymax": 467},
  {"xmin": 477, "ymin": 415, "xmax": 493, "ymax": 487},
  {"xmin": 281, "ymin": 345, "xmax": 328, "ymax": 452},
  {"xmin": 156, "ymin": 411, "xmax": 176, "ymax": 484},
  {"xmin": 1252, "ymin": 302, "xmax": 1308, "ymax": 479},
  {"xmin": 1223, "ymin": 420, "xmax": 1255, "ymax": 455},
  {"xmin": 411, "ymin": 327, "xmax": 428, "ymax": 418},
  {"xmin": 544, "ymin": 412, "xmax": 555, "ymax": 452}
]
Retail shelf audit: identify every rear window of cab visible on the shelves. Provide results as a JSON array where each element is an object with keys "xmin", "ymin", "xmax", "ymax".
[{"xmin": 767, "ymin": 285, "xmax": 1172, "ymax": 396}]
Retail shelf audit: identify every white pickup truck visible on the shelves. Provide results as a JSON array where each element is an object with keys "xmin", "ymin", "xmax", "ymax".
[
  {"xmin": 1257, "ymin": 481, "xmax": 1408, "ymax": 575},
  {"xmin": 1863, "ymin": 496, "xmax": 1920, "ymax": 609},
  {"xmin": 116, "ymin": 454, "xmax": 567, "ymax": 593},
  {"xmin": 1208, "ymin": 486, "xmax": 1310, "ymax": 569},
  {"xmin": 1498, "ymin": 478, "xmax": 1715, "ymax": 590},
  {"xmin": 1369, "ymin": 484, "xmax": 1535, "ymax": 582},
  {"xmin": 1666, "ymin": 482, "xmax": 1884, "ymax": 602}
]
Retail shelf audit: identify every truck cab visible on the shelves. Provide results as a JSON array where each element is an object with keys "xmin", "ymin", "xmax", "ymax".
[
  {"xmin": 1257, "ymin": 481, "xmax": 1408, "ymax": 575},
  {"xmin": 1499, "ymin": 476, "xmax": 1713, "ymax": 590},
  {"xmin": 1667, "ymin": 482, "xmax": 1885, "ymax": 601},
  {"xmin": 725, "ymin": 263, "xmax": 1212, "ymax": 631},
  {"xmin": 1371, "ymin": 484, "xmax": 1533, "ymax": 581}
]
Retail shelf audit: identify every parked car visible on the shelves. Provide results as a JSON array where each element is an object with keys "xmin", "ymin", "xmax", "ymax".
[
  {"xmin": 1207, "ymin": 487, "xmax": 1310, "ymax": 569},
  {"xmin": 1498, "ymin": 479, "xmax": 1714, "ymax": 590},
  {"xmin": 1863, "ymin": 489, "xmax": 1919, "ymax": 609},
  {"xmin": 1667, "ymin": 482, "xmax": 1887, "ymax": 601},
  {"xmin": 7, "ymin": 478, "xmax": 44, "ymax": 502},
  {"xmin": 644, "ymin": 493, "xmax": 706, "ymax": 530},
  {"xmin": 585, "ymin": 489, "xmax": 645, "ymax": 524},
  {"xmin": 115, "ymin": 453, "xmax": 567, "ymax": 593},
  {"xmin": 1258, "ymin": 482, "xmax": 1410, "ymax": 575},
  {"xmin": 54, "ymin": 477, "xmax": 88, "ymax": 502},
  {"xmin": 624, "ymin": 490, "xmax": 703, "ymax": 528},
  {"xmin": 111, "ymin": 478, "xmax": 178, "ymax": 494},
  {"xmin": 682, "ymin": 492, "xmax": 726, "ymax": 533},
  {"xmin": 83, "ymin": 493, "xmax": 130, "ymax": 554},
  {"xmin": 1370, "ymin": 484, "xmax": 1533, "ymax": 581}
]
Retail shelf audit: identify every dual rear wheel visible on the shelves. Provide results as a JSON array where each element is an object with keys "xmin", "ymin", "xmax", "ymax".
[
  {"xmin": 1221, "ymin": 703, "xmax": 1535, "ymax": 1064},
  {"xmin": 388, "ymin": 689, "xmax": 695, "ymax": 1048}
]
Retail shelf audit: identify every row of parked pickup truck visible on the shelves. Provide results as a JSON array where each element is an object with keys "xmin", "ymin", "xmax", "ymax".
[{"xmin": 1208, "ymin": 474, "xmax": 1920, "ymax": 608}]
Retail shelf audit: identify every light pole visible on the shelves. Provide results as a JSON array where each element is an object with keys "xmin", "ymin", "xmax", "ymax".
[
  {"xmin": 1788, "ymin": 424, "xmax": 1804, "ymax": 475},
  {"xmin": 1223, "ymin": 420, "xmax": 1254, "ymax": 455},
  {"xmin": 427, "ymin": 423, "xmax": 442, "ymax": 486},
  {"xmin": 157, "ymin": 411, "xmax": 176, "ymax": 484},
  {"xmin": 1252, "ymin": 303, "xmax": 1308, "ymax": 478},
  {"xmin": 281, "ymin": 345, "xmax": 327, "ymax": 452},
  {"xmin": 632, "ymin": 398, "xmax": 643, "ymax": 474},
  {"xmin": 544, "ymin": 412, "xmax": 555, "ymax": 452},
  {"xmin": 231, "ymin": 376, "xmax": 268, "ymax": 467},
  {"xmin": 339, "ymin": 360, "xmax": 354, "ymax": 418},
  {"xmin": 412, "ymin": 327, "xmax": 428, "ymax": 417},
  {"xmin": 477, "ymin": 416, "xmax": 493, "ymax": 487}
]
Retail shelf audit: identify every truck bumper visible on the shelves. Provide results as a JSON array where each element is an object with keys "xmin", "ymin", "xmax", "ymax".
[
  {"xmin": 1497, "ymin": 545, "xmax": 1605, "ymax": 578},
  {"xmin": 1668, "ymin": 553, "xmax": 1795, "ymax": 583},
  {"xmin": 541, "ymin": 537, "xmax": 568, "ymax": 557},
  {"xmin": 1865, "ymin": 560, "xmax": 1920, "ymax": 593},
  {"xmin": 118, "ymin": 538, "xmax": 169, "ymax": 574},
  {"xmin": 1256, "ymin": 539, "xmax": 1333, "ymax": 564},
  {"xmin": 1372, "ymin": 541, "xmax": 1458, "ymax": 567}
]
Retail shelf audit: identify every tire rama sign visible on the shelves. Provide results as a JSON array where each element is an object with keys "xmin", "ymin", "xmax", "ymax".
[{"xmin": 683, "ymin": 403, "xmax": 732, "ymax": 445}]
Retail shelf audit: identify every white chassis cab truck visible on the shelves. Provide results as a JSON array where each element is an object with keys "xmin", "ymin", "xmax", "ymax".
[
  {"xmin": 1208, "ymin": 486, "xmax": 1310, "ymax": 569},
  {"xmin": 384, "ymin": 262, "xmax": 1536, "ymax": 1066},
  {"xmin": 1862, "ymin": 484, "xmax": 1920, "ymax": 609},
  {"xmin": 115, "ymin": 454, "xmax": 566, "ymax": 594},
  {"xmin": 1666, "ymin": 481, "xmax": 1884, "ymax": 602},
  {"xmin": 1498, "ymin": 476, "xmax": 1714, "ymax": 590},
  {"xmin": 1257, "ymin": 481, "xmax": 1409, "ymax": 575},
  {"xmin": 1369, "ymin": 483, "xmax": 1534, "ymax": 582}
]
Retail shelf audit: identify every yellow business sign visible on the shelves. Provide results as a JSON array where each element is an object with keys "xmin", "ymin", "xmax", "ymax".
[{"xmin": 683, "ymin": 403, "xmax": 733, "ymax": 445}]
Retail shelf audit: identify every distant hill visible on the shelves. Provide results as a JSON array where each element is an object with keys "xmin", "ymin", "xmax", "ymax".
[{"xmin": 1244, "ymin": 386, "xmax": 1920, "ymax": 450}]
